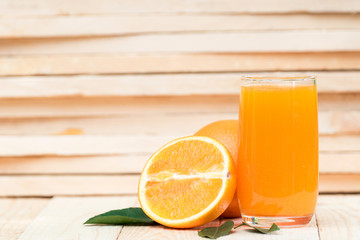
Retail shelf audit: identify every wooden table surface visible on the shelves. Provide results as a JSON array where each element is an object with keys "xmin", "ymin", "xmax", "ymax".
[{"xmin": 1, "ymin": 194, "xmax": 359, "ymax": 239}]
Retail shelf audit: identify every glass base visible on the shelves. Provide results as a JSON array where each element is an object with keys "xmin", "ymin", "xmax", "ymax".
[{"xmin": 242, "ymin": 214, "xmax": 313, "ymax": 228}]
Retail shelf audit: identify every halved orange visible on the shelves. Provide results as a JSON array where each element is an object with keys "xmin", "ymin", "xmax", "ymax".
[{"xmin": 138, "ymin": 136, "xmax": 236, "ymax": 228}]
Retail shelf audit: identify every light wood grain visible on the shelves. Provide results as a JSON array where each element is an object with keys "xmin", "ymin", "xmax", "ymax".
[
  {"xmin": 18, "ymin": 196, "xmax": 220, "ymax": 240},
  {"xmin": 0, "ymin": 174, "xmax": 359, "ymax": 196},
  {"xmin": 1, "ymin": 14, "xmax": 360, "ymax": 38},
  {"xmin": 119, "ymin": 219, "xmax": 235, "ymax": 240},
  {"xmin": 0, "ymin": 113, "xmax": 236, "ymax": 136},
  {"xmin": 0, "ymin": 135, "xmax": 172, "ymax": 156},
  {"xmin": 0, "ymin": 175, "xmax": 140, "ymax": 196},
  {"xmin": 0, "ymin": 94, "xmax": 358, "ymax": 119},
  {"xmin": 1, "ymin": 31, "xmax": 360, "ymax": 55},
  {"xmin": 0, "ymin": 96, "xmax": 238, "ymax": 118},
  {"xmin": 0, "ymin": 198, "xmax": 49, "ymax": 240},
  {"xmin": 0, "ymin": 135, "xmax": 358, "ymax": 157},
  {"xmin": 316, "ymin": 195, "xmax": 360, "ymax": 240},
  {"xmin": 0, "ymin": 152, "xmax": 358, "ymax": 175},
  {"xmin": 0, "ymin": 155, "xmax": 150, "ymax": 174},
  {"xmin": 1, "ymin": 52, "xmax": 359, "ymax": 76},
  {"xmin": 0, "ymin": 110, "xmax": 357, "ymax": 136},
  {"xmin": 1, "ymin": 0, "xmax": 359, "ymax": 16},
  {"xmin": 0, "ymin": 72, "xmax": 360, "ymax": 98},
  {"xmin": 119, "ymin": 224, "xmax": 206, "ymax": 240},
  {"xmin": 319, "ymin": 94, "xmax": 360, "ymax": 111},
  {"xmin": 319, "ymin": 111, "xmax": 360, "ymax": 135},
  {"xmin": 18, "ymin": 196, "xmax": 137, "ymax": 240},
  {"xmin": 319, "ymin": 136, "xmax": 360, "ymax": 152},
  {"xmin": 319, "ymin": 174, "xmax": 360, "ymax": 193},
  {"xmin": 320, "ymin": 153, "xmax": 360, "ymax": 174}
]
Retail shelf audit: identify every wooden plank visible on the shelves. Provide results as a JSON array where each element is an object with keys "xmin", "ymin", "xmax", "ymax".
[
  {"xmin": 1, "ymin": 14, "xmax": 360, "ymax": 39},
  {"xmin": 319, "ymin": 111, "xmax": 360, "ymax": 135},
  {"xmin": 19, "ymin": 196, "xmax": 222, "ymax": 240},
  {"xmin": 0, "ymin": 176, "xmax": 140, "ymax": 196},
  {"xmin": 319, "ymin": 174, "xmax": 360, "ymax": 193},
  {"xmin": 1, "ymin": 52, "xmax": 360, "ymax": 76},
  {"xmin": 0, "ymin": 198, "xmax": 49, "ymax": 240},
  {"xmin": 0, "ymin": 155, "xmax": 150, "ymax": 174},
  {"xmin": 0, "ymin": 110, "xmax": 358, "ymax": 136},
  {"xmin": 0, "ymin": 96, "xmax": 238, "ymax": 118},
  {"xmin": 319, "ymin": 94, "xmax": 360, "ymax": 111},
  {"xmin": 1, "ymin": 0, "xmax": 359, "ymax": 16},
  {"xmin": 320, "ymin": 153, "xmax": 360, "ymax": 174},
  {"xmin": 0, "ymin": 94, "xmax": 358, "ymax": 119},
  {"xmin": 316, "ymin": 195, "xmax": 360, "ymax": 240},
  {"xmin": 0, "ymin": 151, "xmax": 356, "ymax": 175},
  {"xmin": 0, "ymin": 152, "xmax": 358, "ymax": 175},
  {"xmin": 0, "ymin": 135, "xmax": 357, "ymax": 157},
  {"xmin": 19, "ymin": 196, "xmax": 137, "ymax": 240},
  {"xmin": 119, "ymin": 219, "xmax": 222, "ymax": 240},
  {"xmin": 1, "ymin": 72, "xmax": 360, "ymax": 98},
  {"xmin": 320, "ymin": 136, "xmax": 360, "ymax": 152},
  {"xmin": 0, "ymin": 174, "xmax": 359, "ymax": 197},
  {"xmin": 0, "ymin": 113, "xmax": 236, "ymax": 136},
  {"xmin": 0, "ymin": 176, "xmax": 141, "ymax": 197},
  {"xmin": 1, "ymin": 31, "xmax": 360, "ymax": 55},
  {"xmin": 0, "ymin": 135, "xmax": 173, "ymax": 156}
]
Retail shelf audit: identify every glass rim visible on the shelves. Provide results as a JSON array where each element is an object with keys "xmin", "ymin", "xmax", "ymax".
[{"xmin": 241, "ymin": 76, "xmax": 316, "ymax": 82}]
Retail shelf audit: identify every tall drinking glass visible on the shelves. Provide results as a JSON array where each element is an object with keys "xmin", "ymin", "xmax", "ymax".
[{"xmin": 238, "ymin": 76, "xmax": 318, "ymax": 227}]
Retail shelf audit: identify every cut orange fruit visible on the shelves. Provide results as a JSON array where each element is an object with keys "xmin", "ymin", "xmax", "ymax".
[
  {"xmin": 195, "ymin": 120, "xmax": 241, "ymax": 218},
  {"xmin": 138, "ymin": 136, "xmax": 236, "ymax": 228}
]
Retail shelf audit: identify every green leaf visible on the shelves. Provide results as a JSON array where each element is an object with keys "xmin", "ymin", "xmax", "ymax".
[
  {"xmin": 234, "ymin": 222, "xmax": 280, "ymax": 234},
  {"xmin": 198, "ymin": 220, "xmax": 234, "ymax": 239},
  {"xmin": 84, "ymin": 207, "xmax": 157, "ymax": 225},
  {"xmin": 233, "ymin": 223, "xmax": 245, "ymax": 229}
]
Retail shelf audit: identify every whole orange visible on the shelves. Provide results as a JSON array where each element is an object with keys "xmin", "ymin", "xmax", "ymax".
[{"xmin": 195, "ymin": 120, "xmax": 241, "ymax": 218}]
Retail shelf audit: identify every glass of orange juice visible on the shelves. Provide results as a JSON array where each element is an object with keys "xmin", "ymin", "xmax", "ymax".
[{"xmin": 238, "ymin": 76, "xmax": 318, "ymax": 227}]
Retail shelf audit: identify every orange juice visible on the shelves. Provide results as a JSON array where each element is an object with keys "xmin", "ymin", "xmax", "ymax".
[{"xmin": 238, "ymin": 77, "xmax": 318, "ymax": 227}]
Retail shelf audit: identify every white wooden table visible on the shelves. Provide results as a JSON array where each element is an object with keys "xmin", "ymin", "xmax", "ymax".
[{"xmin": 1, "ymin": 194, "xmax": 359, "ymax": 239}]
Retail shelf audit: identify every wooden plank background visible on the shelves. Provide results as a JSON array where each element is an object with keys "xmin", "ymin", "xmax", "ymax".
[{"xmin": 0, "ymin": 0, "xmax": 359, "ymax": 197}]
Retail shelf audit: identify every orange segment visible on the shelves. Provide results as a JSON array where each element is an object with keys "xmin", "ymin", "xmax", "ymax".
[
  {"xmin": 147, "ymin": 140, "xmax": 224, "ymax": 176},
  {"xmin": 145, "ymin": 178, "xmax": 222, "ymax": 219},
  {"xmin": 138, "ymin": 136, "xmax": 236, "ymax": 228}
]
